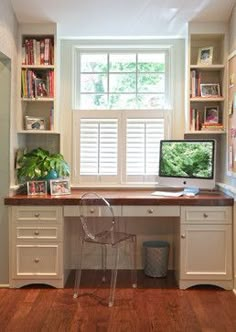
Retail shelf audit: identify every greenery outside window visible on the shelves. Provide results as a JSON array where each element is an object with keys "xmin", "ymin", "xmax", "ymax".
[{"xmin": 75, "ymin": 51, "xmax": 169, "ymax": 110}]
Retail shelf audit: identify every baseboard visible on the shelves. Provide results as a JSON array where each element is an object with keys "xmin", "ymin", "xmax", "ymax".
[
  {"xmin": 233, "ymin": 289, "xmax": 236, "ymax": 295},
  {"xmin": 0, "ymin": 284, "xmax": 10, "ymax": 288}
]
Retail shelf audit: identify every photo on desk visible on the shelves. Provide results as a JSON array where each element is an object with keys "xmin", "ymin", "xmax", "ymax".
[
  {"xmin": 27, "ymin": 180, "xmax": 47, "ymax": 195},
  {"xmin": 50, "ymin": 179, "xmax": 71, "ymax": 195}
]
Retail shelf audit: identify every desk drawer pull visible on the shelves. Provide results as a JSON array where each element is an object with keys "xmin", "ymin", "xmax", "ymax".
[
  {"xmin": 34, "ymin": 258, "xmax": 40, "ymax": 263},
  {"xmin": 181, "ymin": 234, "xmax": 186, "ymax": 239},
  {"xmin": 203, "ymin": 213, "xmax": 208, "ymax": 218},
  {"xmin": 34, "ymin": 213, "xmax": 40, "ymax": 218},
  {"xmin": 89, "ymin": 208, "xmax": 95, "ymax": 214},
  {"xmin": 147, "ymin": 208, "xmax": 154, "ymax": 214},
  {"xmin": 34, "ymin": 230, "xmax": 39, "ymax": 236}
]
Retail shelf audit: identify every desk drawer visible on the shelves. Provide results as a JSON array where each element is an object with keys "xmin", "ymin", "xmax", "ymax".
[
  {"xmin": 16, "ymin": 226, "xmax": 61, "ymax": 240},
  {"xmin": 122, "ymin": 205, "xmax": 180, "ymax": 217},
  {"xmin": 181, "ymin": 206, "xmax": 232, "ymax": 224},
  {"xmin": 13, "ymin": 206, "xmax": 63, "ymax": 223},
  {"xmin": 15, "ymin": 244, "xmax": 61, "ymax": 276},
  {"xmin": 64, "ymin": 205, "xmax": 121, "ymax": 217}
]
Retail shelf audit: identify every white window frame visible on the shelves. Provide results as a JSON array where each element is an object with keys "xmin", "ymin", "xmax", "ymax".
[{"xmin": 72, "ymin": 43, "xmax": 173, "ymax": 188}]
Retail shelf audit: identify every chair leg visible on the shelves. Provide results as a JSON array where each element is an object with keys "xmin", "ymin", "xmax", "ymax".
[
  {"xmin": 108, "ymin": 246, "xmax": 119, "ymax": 307},
  {"xmin": 131, "ymin": 236, "xmax": 137, "ymax": 288},
  {"xmin": 73, "ymin": 240, "xmax": 84, "ymax": 299},
  {"xmin": 101, "ymin": 244, "xmax": 107, "ymax": 282}
]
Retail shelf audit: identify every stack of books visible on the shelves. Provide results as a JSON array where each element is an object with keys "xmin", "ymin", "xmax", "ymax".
[{"xmin": 201, "ymin": 123, "xmax": 224, "ymax": 131}]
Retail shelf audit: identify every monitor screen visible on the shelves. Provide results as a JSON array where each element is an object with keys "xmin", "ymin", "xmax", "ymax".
[{"xmin": 158, "ymin": 139, "xmax": 216, "ymax": 189}]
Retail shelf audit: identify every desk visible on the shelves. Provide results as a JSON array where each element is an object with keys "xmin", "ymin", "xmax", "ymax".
[{"xmin": 5, "ymin": 189, "xmax": 234, "ymax": 290}]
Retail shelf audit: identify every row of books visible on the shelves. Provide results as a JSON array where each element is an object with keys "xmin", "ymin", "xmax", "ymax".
[
  {"xmin": 21, "ymin": 69, "xmax": 54, "ymax": 99},
  {"xmin": 22, "ymin": 38, "xmax": 54, "ymax": 66},
  {"xmin": 190, "ymin": 70, "xmax": 201, "ymax": 97},
  {"xmin": 190, "ymin": 108, "xmax": 224, "ymax": 131}
]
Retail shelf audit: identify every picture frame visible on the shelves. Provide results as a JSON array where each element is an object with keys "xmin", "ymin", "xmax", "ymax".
[
  {"xmin": 25, "ymin": 116, "xmax": 46, "ymax": 130},
  {"xmin": 35, "ymin": 78, "xmax": 48, "ymax": 98},
  {"xmin": 27, "ymin": 180, "xmax": 47, "ymax": 195},
  {"xmin": 204, "ymin": 106, "xmax": 219, "ymax": 124},
  {"xmin": 197, "ymin": 47, "xmax": 213, "ymax": 65},
  {"xmin": 50, "ymin": 179, "xmax": 71, "ymax": 195},
  {"xmin": 200, "ymin": 83, "xmax": 220, "ymax": 97}
]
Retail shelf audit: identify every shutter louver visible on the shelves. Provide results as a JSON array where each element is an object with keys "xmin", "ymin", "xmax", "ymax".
[
  {"xmin": 80, "ymin": 119, "xmax": 118, "ymax": 175},
  {"xmin": 126, "ymin": 119, "xmax": 164, "ymax": 176}
]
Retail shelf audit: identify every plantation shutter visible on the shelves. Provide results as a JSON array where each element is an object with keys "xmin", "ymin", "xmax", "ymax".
[
  {"xmin": 80, "ymin": 119, "xmax": 118, "ymax": 175},
  {"xmin": 126, "ymin": 119, "xmax": 164, "ymax": 178}
]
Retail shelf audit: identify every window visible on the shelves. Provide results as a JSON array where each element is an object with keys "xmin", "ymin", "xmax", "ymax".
[
  {"xmin": 75, "ymin": 51, "xmax": 169, "ymax": 110},
  {"xmin": 73, "ymin": 46, "xmax": 171, "ymax": 186}
]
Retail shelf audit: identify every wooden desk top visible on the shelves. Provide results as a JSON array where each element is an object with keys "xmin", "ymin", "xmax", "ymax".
[{"xmin": 4, "ymin": 189, "xmax": 234, "ymax": 206}]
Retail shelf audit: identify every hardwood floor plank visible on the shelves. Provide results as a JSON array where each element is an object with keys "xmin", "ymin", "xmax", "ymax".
[{"xmin": 0, "ymin": 271, "xmax": 236, "ymax": 332}]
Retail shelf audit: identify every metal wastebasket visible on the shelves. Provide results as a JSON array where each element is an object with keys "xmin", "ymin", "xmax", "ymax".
[{"xmin": 143, "ymin": 240, "xmax": 170, "ymax": 277}]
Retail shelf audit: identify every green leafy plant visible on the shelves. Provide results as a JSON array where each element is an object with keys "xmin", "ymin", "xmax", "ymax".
[{"xmin": 16, "ymin": 147, "xmax": 70, "ymax": 184}]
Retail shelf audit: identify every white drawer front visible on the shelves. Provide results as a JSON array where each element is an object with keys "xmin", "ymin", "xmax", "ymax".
[
  {"xmin": 16, "ymin": 227, "xmax": 61, "ymax": 240},
  {"xmin": 122, "ymin": 205, "xmax": 180, "ymax": 217},
  {"xmin": 13, "ymin": 206, "xmax": 62, "ymax": 223},
  {"xmin": 181, "ymin": 206, "xmax": 232, "ymax": 224},
  {"xmin": 15, "ymin": 244, "xmax": 60, "ymax": 276},
  {"xmin": 64, "ymin": 205, "xmax": 121, "ymax": 217}
]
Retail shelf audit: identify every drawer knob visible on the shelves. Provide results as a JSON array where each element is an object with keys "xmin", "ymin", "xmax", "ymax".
[
  {"xmin": 181, "ymin": 234, "xmax": 186, "ymax": 239},
  {"xmin": 89, "ymin": 208, "xmax": 95, "ymax": 214},
  {"xmin": 34, "ymin": 231, "xmax": 39, "ymax": 236},
  {"xmin": 203, "ymin": 213, "xmax": 208, "ymax": 218},
  {"xmin": 34, "ymin": 258, "xmax": 40, "ymax": 263},
  {"xmin": 147, "ymin": 208, "xmax": 154, "ymax": 214},
  {"xmin": 34, "ymin": 213, "xmax": 40, "ymax": 218}
]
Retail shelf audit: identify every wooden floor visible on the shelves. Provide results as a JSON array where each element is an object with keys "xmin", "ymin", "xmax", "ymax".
[{"xmin": 1, "ymin": 271, "xmax": 236, "ymax": 332}]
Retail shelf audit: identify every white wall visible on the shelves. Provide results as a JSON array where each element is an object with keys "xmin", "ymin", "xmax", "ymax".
[
  {"xmin": 229, "ymin": 5, "xmax": 236, "ymax": 54},
  {"xmin": 0, "ymin": 0, "xmax": 18, "ymax": 285}
]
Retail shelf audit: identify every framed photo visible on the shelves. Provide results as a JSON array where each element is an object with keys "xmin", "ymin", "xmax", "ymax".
[
  {"xmin": 27, "ymin": 180, "xmax": 47, "ymax": 195},
  {"xmin": 50, "ymin": 179, "xmax": 71, "ymax": 195},
  {"xmin": 198, "ymin": 47, "xmax": 213, "ymax": 65},
  {"xmin": 204, "ymin": 106, "xmax": 219, "ymax": 124},
  {"xmin": 25, "ymin": 116, "xmax": 46, "ymax": 130},
  {"xmin": 200, "ymin": 83, "xmax": 220, "ymax": 97},
  {"xmin": 35, "ymin": 78, "xmax": 48, "ymax": 98}
]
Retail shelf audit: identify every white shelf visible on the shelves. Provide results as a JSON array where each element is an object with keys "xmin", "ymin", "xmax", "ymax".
[
  {"xmin": 190, "ymin": 64, "xmax": 224, "ymax": 71},
  {"xmin": 21, "ymin": 65, "xmax": 55, "ymax": 69},
  {"xmin": 17, "ymin": 130, "xmax": 60, "ymax": 135},
  {"xmin": 185, "ymin": 130, "xmax": 226, "ymax": 135},
  {"xmin": 190, "ymin": 97, "xmax": 224, "ymax": 102},
  {"xmin": 21, "ymin": 98, "xmax": 54, "ymax": 102}
]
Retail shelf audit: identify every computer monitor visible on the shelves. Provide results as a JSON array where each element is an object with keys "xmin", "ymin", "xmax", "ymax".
[{"xmin": 158, "ymin": 139, "xmax": 216, "ymax": 190}]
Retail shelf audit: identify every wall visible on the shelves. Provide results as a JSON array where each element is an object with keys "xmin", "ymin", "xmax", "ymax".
[
  {"xmin": 0, "ymin": 0, "xmax": 18, "ymax": 285},
  {"xmin": 229, "ymin": 5, "xmax": 236, "ymax": 55},
  {"xmin": 222, "ymin": 5, "xmax": 236, "ymax": 186}
]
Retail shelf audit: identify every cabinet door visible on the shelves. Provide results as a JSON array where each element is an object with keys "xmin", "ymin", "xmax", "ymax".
[
  {"xmin": 180, "ymin": 224, "xmax": 232, "ymax": 280},
  {"xmin": 14, "ymin": 244, "xmax": 62, "ymax": 278}
]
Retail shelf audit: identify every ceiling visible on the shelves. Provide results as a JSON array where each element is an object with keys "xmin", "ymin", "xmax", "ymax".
[{"xmin": 10, "ymin": 0, "xmax": 236, "ymax": 38}]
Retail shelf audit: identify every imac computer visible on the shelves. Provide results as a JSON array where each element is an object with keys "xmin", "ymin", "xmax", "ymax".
[{"xmin": 158, "ymin": 139, "xmax": 216, "ymax": 190}]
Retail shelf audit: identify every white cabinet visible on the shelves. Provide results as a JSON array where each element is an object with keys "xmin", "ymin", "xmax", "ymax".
[
  {"xmin": 179, "ymin": 206, "xmax": 233, "ymax": 290},
  {"xmin": 9, "ymin": 206, "xmax": 65, "ymax": 288}
]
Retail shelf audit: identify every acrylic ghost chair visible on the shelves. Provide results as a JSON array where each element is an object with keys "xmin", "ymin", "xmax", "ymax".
[{"xmin": 73, "ymin": 192, "xmax": 137, "ymax": 307}]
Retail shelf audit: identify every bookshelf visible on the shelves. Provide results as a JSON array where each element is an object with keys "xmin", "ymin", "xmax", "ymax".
[
  {"xmin": 17, "ymin": 24, "xmax": 60, "ymax": 153},
  {"xmin": 186, "ymin": 31, "xmax": 227, "ymax": 134}
]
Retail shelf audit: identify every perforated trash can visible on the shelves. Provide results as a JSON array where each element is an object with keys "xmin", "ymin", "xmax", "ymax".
[{"xmin": 143, "ymin": 240, "xmax": 170, "ymax": 277}]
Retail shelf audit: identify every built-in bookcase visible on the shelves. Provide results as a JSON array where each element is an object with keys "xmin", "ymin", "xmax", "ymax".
[
  {"xmin": 186, "ymin": 28, "xmax": 227, "ymax": 134},
  {"xmin": 17, "ymin": 23, "xmax": 60, "ymax": 153}
]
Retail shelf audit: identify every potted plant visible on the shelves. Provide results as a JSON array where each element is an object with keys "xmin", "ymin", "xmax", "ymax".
[{"xmin": 16, "ymin": 147, "xmax": 70, "ymax": 185}]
